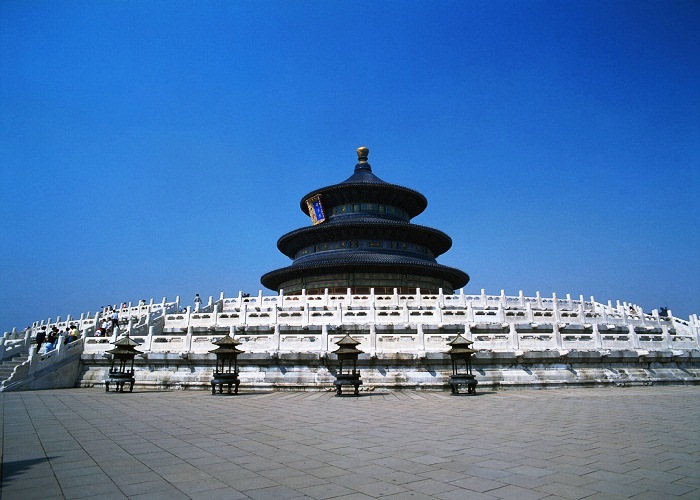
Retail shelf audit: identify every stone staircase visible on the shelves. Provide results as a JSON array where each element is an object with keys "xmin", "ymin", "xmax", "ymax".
[
  {"xmin": 1, "ymin": 340, "xmax": 84, "ymax": 392},
  {"xmin": 0, "ymin": 353, "xmax": 30, "ymax": 383}
]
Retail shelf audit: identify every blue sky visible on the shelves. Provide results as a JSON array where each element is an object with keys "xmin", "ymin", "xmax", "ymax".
[{"xmin": 1, "ymin": 1, "xmax": 698, "ymax": 333}]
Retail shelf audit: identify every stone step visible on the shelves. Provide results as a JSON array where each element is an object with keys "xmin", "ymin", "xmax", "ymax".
[
  {"xmin": 0, "ymin": 362, "xmax": 24, "ymax": 369},
  {"xmin": 5, "ymin": 359, "xmax": 28, "ymax": 366},
  {"xmin": 0, "ymin": 364, "xmax": 21, "ymax": 371},
  {"xmin": 0, "ymin": 356, "xmax": 29, "ymax": 379},
  {"xmin": 1, "ymin": 355, "xmax": 28, "ymax": 364}
]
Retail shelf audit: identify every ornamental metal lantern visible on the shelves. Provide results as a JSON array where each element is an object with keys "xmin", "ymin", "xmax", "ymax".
[
  {"xmin": 105, "ymin": 334, "xmax": 142, "ymax": 392},
  {"xmin": 446, "ymin": 333, "xmax": 478, "ymax": 395},
  {"xmin": 209, "ymin": 334, "xmax": 244, "ymax": 395},
  {"xmin": 332, "ymin": 333, "xmax": 363, "ymax": 395}
]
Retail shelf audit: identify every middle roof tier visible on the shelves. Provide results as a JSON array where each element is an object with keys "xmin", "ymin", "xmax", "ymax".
[{"xmin": 276, "ymin": 217, "xmax": 454, "ymax": 259}]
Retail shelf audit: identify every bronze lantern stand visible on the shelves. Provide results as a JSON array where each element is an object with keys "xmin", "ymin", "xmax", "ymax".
[
  {"xmin": 209, "ymin": 334, "xmax": 244, "ymax": 395},
  {"xmin": 104, "ymin": 334, "xmax": 143, "ymax": 392},
  {"xmin": 446, "ymin": 333, "xmax": 478, "ymax": 395},
  {"xmin": 332, "ymin": 333, "xmax": 364, "ymax": 396}
]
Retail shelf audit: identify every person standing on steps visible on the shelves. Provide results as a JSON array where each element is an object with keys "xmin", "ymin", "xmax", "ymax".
[
  {"xmin": 110, "ymin": 309, "xmax": 120, "ymax": 333},
  {"xmin": 35, "ymin": 326, "xmax": 47, "ymax": 353},
  {"xmin": 194, "ymin": 293, "xmax": 202, "ymax": 312}
]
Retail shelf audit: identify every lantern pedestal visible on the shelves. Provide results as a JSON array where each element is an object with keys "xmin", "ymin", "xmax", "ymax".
[
  {"xmin": 333, "ymin": 372, "xmax": 363, "ymax": 395},
  {"xmin": 448, "ymin": 374, "xmax": 478, "ymax": 395},
  {"xmin": 105, "ymin": 370, "xmax": 135, "ymax": 392},
  {"xmin": 211, "ymin": 371, "xmax": 240, "ymax": 395}
]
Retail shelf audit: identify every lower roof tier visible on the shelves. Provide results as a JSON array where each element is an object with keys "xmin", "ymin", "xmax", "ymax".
[{"xmin": 261, "ymin": 252, "xmax": 469, "ymax": 292}]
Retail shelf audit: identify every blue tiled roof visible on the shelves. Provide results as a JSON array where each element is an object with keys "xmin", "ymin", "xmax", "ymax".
[
  {"xmin": 298, "ymin": 160, "xmax": 428, "ymax": 218},
  {"xmin": 261, "ymin": 252, "xmax": 469, "ymax": 291},
  {"xmin": 261, "ymin": 148, "xmax": 469, "ymax": 292},
  {"xmin": 277, "ymin": 219, "xmax": 453, "ymax": 258}
]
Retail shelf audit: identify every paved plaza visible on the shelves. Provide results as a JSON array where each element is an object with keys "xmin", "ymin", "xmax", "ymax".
[{"xmin": 1, "ymin": 386, "xmax": 698, "ymax": 500}]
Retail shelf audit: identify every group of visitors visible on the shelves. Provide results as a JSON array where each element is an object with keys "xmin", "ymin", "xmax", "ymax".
[
  {"xmin": 95, "ymin": 310, "xmax": 121, "ymax": 337},
  {"xmin": 96, "ymin": 304, "xmax": 127, "ymax": 335},
  {"xmin": 34, "ymin": 324, "xmax": 81, "ymax": 353}
]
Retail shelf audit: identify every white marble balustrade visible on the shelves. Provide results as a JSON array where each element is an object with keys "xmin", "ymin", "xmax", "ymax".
[{"xmin": 7, "ymin": 289, "xmax": 699, "ymax": 358}]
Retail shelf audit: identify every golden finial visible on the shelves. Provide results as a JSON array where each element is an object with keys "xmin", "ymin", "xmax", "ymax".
[{"xmin": 356, "ymin": 146, "xmax": 369, "ymax": 163}]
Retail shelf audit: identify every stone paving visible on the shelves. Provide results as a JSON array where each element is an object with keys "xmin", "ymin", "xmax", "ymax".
[{"xmin": 1, "ymin": 385, "xmax": 699, "ymax": 499}]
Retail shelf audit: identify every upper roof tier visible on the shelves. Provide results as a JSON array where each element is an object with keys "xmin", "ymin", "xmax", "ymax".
[{"xmin": 298, "ymin": 147, "xmax": 428, "ymax": 219}]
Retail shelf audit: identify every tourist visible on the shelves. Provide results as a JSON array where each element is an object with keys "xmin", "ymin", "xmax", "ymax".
[
  {"xmin": 65, "ymin": 324, "xmax": 80, "ymax": 344},
  {"xmin": 101, "ymin": 319, "xmax": 111, "ymax": 334},
  {"xmin": 46, "ymin": 328, "xmax": 58, "ymax": 352},
  {"xmin": 35, "ymin": 326, "xmax": 47, "ymax": 353},
  {"xmin": 110, "ymin": 310, "xmax": 120, "ymax": 333},
  {"xmin": 194, "ymin": 294, "xmax": 202, "ymax": 312}
]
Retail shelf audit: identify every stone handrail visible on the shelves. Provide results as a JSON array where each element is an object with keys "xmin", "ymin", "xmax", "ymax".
[
  {"xmin": 8, "ymin": 290, "xmax": 699, "ymax": 358},
  {"xmin": 0, "ymin": 329, "xmax": 32, "ymax": 362},
  {"xmin": 1, "ymin": 336, "xmax": 84, "ymax": 391},
  {"xmin": 11, "ymin": 296, "xmax": 181, "ymax": 338}
]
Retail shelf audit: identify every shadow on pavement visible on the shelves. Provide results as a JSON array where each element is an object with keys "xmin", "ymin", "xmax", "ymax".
[{"xmin": 1, "ymin": 456, "xmax": 55, "ymax": 486}]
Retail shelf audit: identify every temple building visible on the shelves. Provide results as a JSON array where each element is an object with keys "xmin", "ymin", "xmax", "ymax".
[
  {"xmin": 2, "ymin": 147, "xmax": 699, "ymax": 393},
  {"xmin": 261, "ymin": 147, "xmax": 469, "ymax": 295}
]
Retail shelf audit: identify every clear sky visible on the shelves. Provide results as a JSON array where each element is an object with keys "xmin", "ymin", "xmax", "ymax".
[{"xmin": 1, "ymin": 1, "xmax": 698, "ymax": 333}]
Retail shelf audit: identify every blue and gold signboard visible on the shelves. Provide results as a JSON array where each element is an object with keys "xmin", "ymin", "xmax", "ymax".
[{"xmin": 305, "ymin": 194, "xmax": 326, "ymax": 225}]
